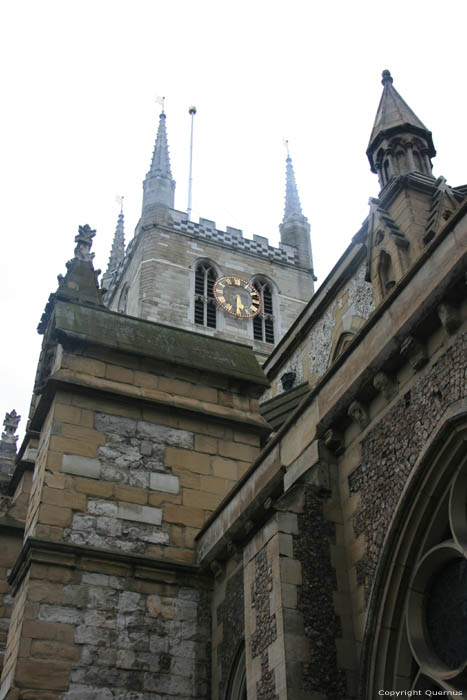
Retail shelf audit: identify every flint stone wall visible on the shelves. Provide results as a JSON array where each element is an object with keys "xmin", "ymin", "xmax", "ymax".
[
  {"xmin": 251, "ymin": 548, "xmax": 278, "ymax": 700},
  {"xmin": 293, "ymin": 485, "xmax": 348, "ymax": 699},
  {"xmin": 216, "ymin": 567, "xmax": 244, "ymax": 700},
  {"xmin": 348, "ymin": 329, "xmax": 467, "ymax": 600}
]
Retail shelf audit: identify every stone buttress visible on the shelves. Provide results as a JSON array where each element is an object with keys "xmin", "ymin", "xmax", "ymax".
[{"xmin": 0, "ymin": 228, "xmax": 270, "ymax": 700}]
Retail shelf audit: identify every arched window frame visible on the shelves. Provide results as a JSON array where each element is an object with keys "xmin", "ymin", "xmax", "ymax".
[
  {"xmin": 225, "ymin": 642, "xmax": 246, "ymax": 700},
  {"xmin": 193, "ymin": 260, "xmax": 218, "ymax": 329},
  {"xmin": 362, "ymin": 408, "xmax": 467, "ymax": 695},
  {"xmin": 331, "ymin": 331, "xmax": 355, "ymax": 362},
  {"xmin": 250, "ymin": 276, "xmax": 276, "ymax": 344}
]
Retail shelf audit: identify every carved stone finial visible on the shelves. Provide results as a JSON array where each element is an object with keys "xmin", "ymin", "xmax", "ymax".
[
  {"xmin": 373, "ymin": 371, "xmax": 398, "ymax": 400},
  {"xmin": 437, "ymin": 302, "xmax": 461, "ymax": 336},
  {"xmin": 2, "ymin": 410, "xmax": 21, "ymax": 444},
  {"xmin": 400, "ymin": 335, "xmax": 428, "ymax": 371},
  {"xmin": 74, "ymin": 224, "xmax": 96, "ymax": 263},
  {"xmin": 381, "ymin": 69, "xmax": 393, "ymax": 86},
  {"xmin": 348, "ymin": 401, "xmax": 369, "ymax": 430}
]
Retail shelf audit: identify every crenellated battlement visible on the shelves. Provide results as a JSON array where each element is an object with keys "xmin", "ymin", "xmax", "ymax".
[{"xmin": 170, "ymin": 212, "xmax": 299, "ymax": 265}]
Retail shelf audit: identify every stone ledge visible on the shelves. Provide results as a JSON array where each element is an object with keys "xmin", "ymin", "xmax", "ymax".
[
  {"xmin": 8, "ymin": 537, "xmax": 212, "ymax": 594},
  {"xmin": 29, "ymin": 377, "xmax": 271, "ymax": 438},
  {"xmin": 53, "ymin": 301, "xmax": 269, "ymax": 389}
]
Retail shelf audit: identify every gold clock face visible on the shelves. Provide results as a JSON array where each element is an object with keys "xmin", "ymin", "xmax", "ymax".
[{"xmin": 213, "ymin": 276, "xmax": 262, "ymax": 318}]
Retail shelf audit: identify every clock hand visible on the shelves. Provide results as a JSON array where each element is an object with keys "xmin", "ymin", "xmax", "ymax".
[{"xmin": 236, "ymin": 295, "xmax": 245, "ymax": 314}]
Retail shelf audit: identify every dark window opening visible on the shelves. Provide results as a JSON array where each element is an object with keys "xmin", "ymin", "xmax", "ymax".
[
  {"xmin": 194, "ymin": 263, "xmax": 217, "ymax": 329},
  {"xmin": 252, "ymin": 279, "xmax": 275, "ymax": 344}
]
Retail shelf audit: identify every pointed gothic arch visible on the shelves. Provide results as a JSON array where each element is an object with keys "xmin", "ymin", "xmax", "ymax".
[
  {"xmin": 361, "ymin": 400, "xmax": 467, "ymax": 696},
  {"xmin": 331, "ymin": 331, "xmax": 355, "ymax": 362},
  {"xmin": 193, "ymin": 259, "xmax": 218, "ymax": 329},
  {"xmin": 225, "ymin": 642, "xmax": 246, "ymax": 700},
  {"xmin": 251, "ymin": 276, "xmax": 276, "ymax": 344}
]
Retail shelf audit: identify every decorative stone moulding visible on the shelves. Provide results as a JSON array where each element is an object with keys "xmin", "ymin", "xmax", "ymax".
[
  {"xmin": 437, "ymin": 302, "xmax": 461, "ymax": 336},
  {"xmin": 210, "ymin": 559, "xmax": 223, "ymax": 579},
  {"xmin": 323, "ymin": 429, "xmax": 344, "ymax": 455},
  {"xmin": 348, "ymin": 400, "xmax": 369, "ymax": 430},
  {"xmin": 373, "ymin": 371, "xmax": 398, "ymax": 400},
  {"xmin": 400, "ymin": 335, "xmax": 428, "ymax": 371},
  {"xmin": 406, "ymin": 460, "xmax": 467, "ymax": 688}
]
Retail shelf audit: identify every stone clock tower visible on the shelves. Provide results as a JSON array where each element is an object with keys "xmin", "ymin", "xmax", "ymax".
[{"xmin": 101, "ymin": 109, "xmax": 315, "ymax": 361}]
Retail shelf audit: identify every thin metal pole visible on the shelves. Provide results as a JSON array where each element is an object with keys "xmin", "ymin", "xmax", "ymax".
[{"xmin": 187, "ymin": 106, "xmax": 196, "ymax": 220}]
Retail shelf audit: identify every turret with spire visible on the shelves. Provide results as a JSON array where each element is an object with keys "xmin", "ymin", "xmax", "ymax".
[
  {"xmin": 102, "ymin": 202, "xmax": 125, "ymax": 291},
  {"xmin": 365, "ymin": 70, "xmax": 465, "ymax": 306},
  {"xmin": 279, "ymin": 146, "xmax": 314, "ymax": 273},
  {"xmin": 142, "ymin": 108, "xmax": 176, "ymax": 216},
  {"xmin": 367, "ymin": 70, "xmax": 436, "ymax": 190}
]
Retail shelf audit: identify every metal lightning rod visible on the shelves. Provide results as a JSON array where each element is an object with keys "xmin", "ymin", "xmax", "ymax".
[{"xmin": 187, "ymin": 106, "xmax": 197, "ymax": 221}]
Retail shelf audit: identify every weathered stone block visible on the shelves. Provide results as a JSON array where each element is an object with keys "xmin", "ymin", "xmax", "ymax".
[
  {"xmin": 39, "ymin": 505, "xmax": 72, "ymax": 528},
  {"xmin": 87, "ymin": 500, "xmax": 117, "ymax": 518},
  {"xmin": 164, "ymin": 504, "xmax": 205, "ymax": 528},
  {"xmin": 15, "ymin": 658, "xmax": 71, "ymax": 690},
  {"xmin": 74, "ymin": 477, "xmax": 113, "ymax": 498},
  {"xmin": 61, "ymin": 455, "xmax": 101, "ymax": 479},
  {"xmin": 149, "ymin": 473, "xmax": 180, "ymax": 494},
  {"xmin": 117, "ymin": 502, "xmax": 162, "ymax": 525},
  {"xmin": 114, "ymin": 484, "xmax": 147, "ymax": 505},
  {"xmin": 94, "ymin": 413, "xmax": 136, "ymax": 438},
  {"xmin": 212, "ymin": 457, "xmax": 237, "ymax": 480},
  {"xmin": 38, "ymin": 604, "xmax": 81, "ymax": 625}
]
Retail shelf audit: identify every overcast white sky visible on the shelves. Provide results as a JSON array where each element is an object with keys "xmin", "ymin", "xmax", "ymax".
[{"xmin": 1, "ymin": 0, "xmax": 466, "ymax": 443}]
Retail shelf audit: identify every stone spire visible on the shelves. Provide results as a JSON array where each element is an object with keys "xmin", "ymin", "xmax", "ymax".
[
  {"xmin": 283, "ymin": 153, "xmax": 303, "ymax": 221},
  {"xmin": 367, "ymin": 70, "xmax": 436, "ymax": 189},
  {"xmin": 105, "ymin": 204, "xmax": 125, "ymax": 276},
  {"xmin": 0, "ymin": 410, "xmax": 21, "ymax": 477},
  {"xmin": 142, "ymin": 110, "xmax": 176, "ymax": 214},
  {"xmin": 280, "ymin": 148, "xmax": 314, "ymax": 274}
]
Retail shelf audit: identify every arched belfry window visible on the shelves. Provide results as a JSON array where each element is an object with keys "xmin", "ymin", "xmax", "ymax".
[
  {"xmin": 194, "ymin": 261, "xmax": 217, "ymax": 329},
  {"xmin": 252, "ymin": 278, "xmax": 275, "ymax": 344}
]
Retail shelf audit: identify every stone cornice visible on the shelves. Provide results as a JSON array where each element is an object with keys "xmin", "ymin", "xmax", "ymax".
[{"xmin": 8, "ymin": 537, "xmax": 211, "ymax": 594}]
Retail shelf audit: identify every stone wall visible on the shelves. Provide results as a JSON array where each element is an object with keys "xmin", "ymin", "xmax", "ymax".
[
  {"xmin": 244, "ymin": 530, "xmax": 279, "ymax": 700},
  {"xmin": 107, "ymin": 224, "xmax": 314, "ymax": 358},
  {"xmin": 263, "ymin": 262, "xmax": 374, "ymax": 401},
  {"xmin": 348, "ymin": 328, "xmax": 467, "ymax": 601},
  {"xmin": 294, "ymin": 484, "xmax": 348, "ymax": 699},
  {"xmin": 213, "ymin": 563, "xmax": 244, "ymax": 700},
  {"xmin": 2, "ymin": 545, "xmax": 211, "ymax": 700}
]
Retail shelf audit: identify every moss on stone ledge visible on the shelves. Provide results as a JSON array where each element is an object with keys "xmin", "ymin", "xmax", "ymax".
[{"xmin": 54, "ymin": 302, "xmax": 269, "ymax": 388}]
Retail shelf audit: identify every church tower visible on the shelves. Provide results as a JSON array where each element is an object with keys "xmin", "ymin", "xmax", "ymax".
[
  {"xmin": 103, "ymin": 110, "xmax": 315, "ymax": 360},
  {"xmin": 365, "ymin": 70, "xmax": 466, "ymax": 305}
]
